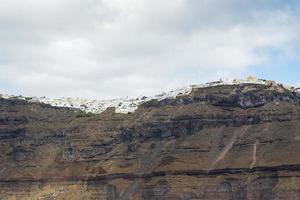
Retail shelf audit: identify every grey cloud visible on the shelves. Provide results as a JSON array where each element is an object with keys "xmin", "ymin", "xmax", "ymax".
[{"xmin": 0, "ymin": 0, "xmax": 299, "ymax": 99}]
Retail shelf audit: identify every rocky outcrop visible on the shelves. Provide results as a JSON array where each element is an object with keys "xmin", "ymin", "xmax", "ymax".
[{"xmin": 1, "ymin": 83, "xmax": 300, "ymax": 199}]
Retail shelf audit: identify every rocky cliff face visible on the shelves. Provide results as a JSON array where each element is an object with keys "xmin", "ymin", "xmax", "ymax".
[{"xmin": 1, "ymin": 83, "xmax": 300, "ymax": 200}]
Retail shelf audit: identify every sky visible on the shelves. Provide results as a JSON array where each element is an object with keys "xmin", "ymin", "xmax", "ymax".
[{"xmin": 0, "ymin": 0, "xmax": 300, "ymax": 99}]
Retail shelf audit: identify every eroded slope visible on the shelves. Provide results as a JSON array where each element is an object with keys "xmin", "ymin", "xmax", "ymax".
[{"xmin": 1, "ymin": 84, "xmax": 300, "ymax": 199}]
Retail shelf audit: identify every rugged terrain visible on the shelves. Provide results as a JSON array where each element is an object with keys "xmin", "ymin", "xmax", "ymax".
[{"xmin": 1, "ymin": 83, "xmax": 300, "ymax": 199}]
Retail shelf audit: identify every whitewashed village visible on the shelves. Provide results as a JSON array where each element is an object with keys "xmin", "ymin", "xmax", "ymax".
[{"xmin": 1, "ymin": 77, "xmax": 299, "ymax": 114}]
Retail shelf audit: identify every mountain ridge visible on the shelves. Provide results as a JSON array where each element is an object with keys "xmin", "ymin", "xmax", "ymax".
[{"xmin": 1, "ymin": 77, "xmax": 298, "ymax": 114}]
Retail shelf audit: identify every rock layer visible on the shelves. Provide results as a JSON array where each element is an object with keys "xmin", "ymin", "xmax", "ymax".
[{"xmin": 1, "ymin": 83, "xmax": 300, "ymax": 199}]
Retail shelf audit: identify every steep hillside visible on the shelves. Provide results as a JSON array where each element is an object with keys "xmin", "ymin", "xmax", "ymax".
[{"xmin": 1, "ymin": 83, "xmax": 300, "ymax": 199}]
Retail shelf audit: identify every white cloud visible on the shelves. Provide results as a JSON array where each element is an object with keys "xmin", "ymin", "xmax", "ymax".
[{"xmin": 0, "ymin": 0, "xmax": 300, "ymax": 99}]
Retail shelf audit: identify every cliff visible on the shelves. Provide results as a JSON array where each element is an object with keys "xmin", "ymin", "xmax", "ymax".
[{"xmin": 1, "ymin": 83, "xmax": 300, "ymax": 199}]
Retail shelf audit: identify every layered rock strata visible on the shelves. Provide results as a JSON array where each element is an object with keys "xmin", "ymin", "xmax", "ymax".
[{"xmin": 1, "ymin": 83, "xmax": 300, "ymax": 199}]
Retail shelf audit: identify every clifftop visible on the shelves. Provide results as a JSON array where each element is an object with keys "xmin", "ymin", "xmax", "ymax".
[{"xmin": 1, "ymin": 77, "xmax": 298, "ymax": 114}]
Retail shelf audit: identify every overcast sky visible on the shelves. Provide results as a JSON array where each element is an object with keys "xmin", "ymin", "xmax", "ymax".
[{"xmin": 1, "ymin": 0, "xmax": 300, "ymax": 99}]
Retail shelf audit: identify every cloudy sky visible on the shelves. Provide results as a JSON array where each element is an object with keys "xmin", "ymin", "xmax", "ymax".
[{"xmin": 1, "ymin": 0, "xmax": 300, "ymax": 99}]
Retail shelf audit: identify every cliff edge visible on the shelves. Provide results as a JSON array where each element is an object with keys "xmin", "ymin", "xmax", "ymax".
[{"xmin": 1, "ymin": 81, "xmax": 300, "ymax": 199}]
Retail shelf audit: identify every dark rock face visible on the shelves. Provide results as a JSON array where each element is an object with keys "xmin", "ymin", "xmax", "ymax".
[
  {"xmin": 0, "ymin": 128, "xmax": 25, "ymax": 139},
  {"xmin": 12, "ymin": 149, "xmax": 34, "ymax": 161},
  {"xmin": 1, "ymin": 84, "xmax": 300, "ymax": 199},
  {"xmin": 142, "ymin": 180, "xmax": 171, "ymax": 200}
]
